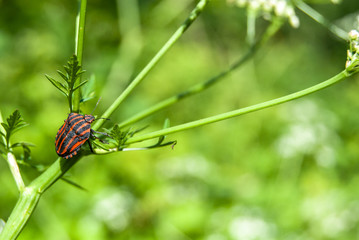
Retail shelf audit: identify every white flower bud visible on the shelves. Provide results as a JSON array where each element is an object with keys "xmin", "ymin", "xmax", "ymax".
[
  {"xmin": 262, "ymin": 1, "xmax": 273, "ymax": 12},
  {"xmin": 289, "ymin": 15, "xmax": 300, "ymax": 28},
  {"xmin": 236, "ymin": 0, "xmax": 248, "ymax": 7},
  {"xmin": 274, "ymin": 0, "xmax": 287, "ymax": 17},
  {"xmin": 249, "ymin": 0, "xmax": 261, "ymax": 10},
  {"xmin": 331, "ymin": 0, "xmax": 341, "ymax": 4},
  {"xmin": 354, "ymin": 43, "xmax": 359, "ymax": 53},
  {"xmin": 348, "ymin": 30, "xmax": 359, "ymax": 41},
  {"xmin": 284, "ymin": 6, "xmax": 295, "ymax": 18}
]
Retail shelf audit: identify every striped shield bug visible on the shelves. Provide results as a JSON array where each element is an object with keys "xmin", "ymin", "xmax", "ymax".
[{"xmin": 55, "ymin": 102, "xmax": 109, "ymax": 159}]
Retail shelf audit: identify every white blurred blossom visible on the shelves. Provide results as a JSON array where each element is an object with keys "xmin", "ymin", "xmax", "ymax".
[
  {"xmin": 157, "ymin": 154, "xmax": 211, "ymax": 179},
  {"xmin": 331, "ymin": 0, "xmax": 341, "ymax": 4},
  {"xmin": 346, "ymin": 30, "xmax": 359, "ymax": 70},
  {"xmin": 157, "ymin": 154, "xmax": 212, "ymax": 203},
  {"xmin": 276, "ymin": 100, "xmax": 339, "ymax": 168},
  {"xmin": 301, "ymin": 191, "xmax": 359, "ymax": 238},
  {"xmin": 229, "ymin": 216, "xmax": 276, "ymax": 240},
  {"xmin": 92, "ymin": 188, "xmax": 134, "ymax": 232},
  {"xmin": 228, "ymin": 0, "xmax": 300, "ymax": 28}
]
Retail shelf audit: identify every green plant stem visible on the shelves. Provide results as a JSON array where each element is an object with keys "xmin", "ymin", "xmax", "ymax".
[
  {"xmin": 75, "ymin": 0, "xmax": 86, "ymax": 65},
  {"xmin": 92, "ymin": 0, "xmax": 209, "ymax": 131},
  {"xmin": 29, "ymin": 157, "xmax": 80, "ymax": 193},
  {"xmin": 126, "ymin": 69, "xmax": 351, "ymax": 144},
  {"xmin": 295, "ymin": 0, "xmax": 348, "ymax": 41},
  {"xmin": 0, "ymin": 157, "xmax": 79, "ymax": 240},
  {"xmin": 246, "ymin": 8, "xmax": 256, "ymax": 45},
  {"xmin": 0, "ymin": 2, "xmax": 208, "ymax": 238},
  {"xmin": 6, "ymin": 152, "xmax": 25, "ymax": 192},
  {"xmin": 0, "ymin": 112, "xmax": 25, "ymax": 193},
  {"xmin": 117, "ymin": 49, "xmax": 255, "ymax": 129},
  {"xmin": 0, "ymin": 187, "xmax": 41, "ymax": 240},
  {"xmin": 117, "ymin": 19, "xmax": 283, "ymax": 129},
  {"xmin": 73, "ymin": 0, "xmax": 87, "ymax": 113}
]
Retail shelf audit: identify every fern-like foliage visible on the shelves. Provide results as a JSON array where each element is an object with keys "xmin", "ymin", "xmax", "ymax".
[
  {"xmin": 1, "ymin": 110, "xmax": 28, "ymax": 148},
  {"xmin": 102, "ymin": 119, "xmax": 176, "ymax": 151},
  {"xmin": 0, "ymin": 110, "xmax": 34, "ymax": 159},
  {"xmin": 46, "ymin": 55, "xmax": 87, "ymax": 112},
  {"xmin": 106, "ymin": 125, "xmax": 138, "ymax": 150}
]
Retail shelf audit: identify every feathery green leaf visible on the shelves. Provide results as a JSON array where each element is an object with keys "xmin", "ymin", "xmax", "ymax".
[
  {"xmin": 3, "ymin": 110, "xmax": 29, "ymax": 138},
  {"xmin": 45, "ymin": 75, "xmax": 68, "ymax": 96},
  {"xmin": 73, "ymin": 80, "xmax": 88, "ymax": 92}
]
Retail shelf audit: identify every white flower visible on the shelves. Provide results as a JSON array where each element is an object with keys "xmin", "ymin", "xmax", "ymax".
[
  {"xmin": 228, "ymin": 0, "xmax": 300, "ymax": 29},
  {"xmin": 289, "ymin": 14, "xmax": 300, "ymax": 28},
  {"xmin": 274, "ymin": 0, "xmax": 287, "ymax": 17},
  {"xmin": 348, "ymin": 30, "xmax": 359, "ymax": 41}
]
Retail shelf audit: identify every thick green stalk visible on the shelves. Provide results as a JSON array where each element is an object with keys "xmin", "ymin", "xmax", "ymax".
[
  {"xmin": 0, "ymin": 2, "xmax": 208, "ymax": 238},
  {"xmin": 126, "ymin": 69, "xmax": 350, "ymax": 144},
  {"xmin": 92, "ymin": 0, "xmax": 209, "ymax": 131},
  {"xmin": 0, "ymin": 187, "xmax": 41, "ymax": 240},
  {"xmin": 73, "ymin": 0, "xmax": 87, "ymax": 113},
  {"xmin": 0, "ymin": 157, "xmax": 79, "ymax": 240}
]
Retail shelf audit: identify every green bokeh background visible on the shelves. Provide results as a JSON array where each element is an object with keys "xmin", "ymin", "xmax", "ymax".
[{"xmin": 1, "ymin": 0, "xmax": 359, "ymax": 239}]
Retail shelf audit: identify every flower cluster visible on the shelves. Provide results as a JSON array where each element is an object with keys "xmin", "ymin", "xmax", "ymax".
[
  {"xmin": 345, "ymin": 30, "xmax": 359, "ymax": 73},
  {"xmin": 228, "ymin": 0, "xmax": 300, "ymax": 28}
]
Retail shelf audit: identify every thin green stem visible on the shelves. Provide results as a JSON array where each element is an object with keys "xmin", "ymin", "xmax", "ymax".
[
  {"xmin": 92, "ymin": 0, "xmax": 209, "ymax": 131},
  {"xmin": 295, "ymin": 0, "xmax": 348, "ymax": 41},
  {"xmin": 117, "ymin": 19, "xmax": 283, "ymax": 129},
  {"xmin": 75, "ymin": 0, "xmax": 87, "ymax": 65},
  {"xmin": 0, "ymin": 110, "xmax": 5, "ymax": 144},
  {"xmin": 0, "ymin": 112, "xmax": 25, "ymax": 193},
  {"xmin": 68, "ymin": 92, "xmax": 73, "ymax": 113},
  {"xmin": 246, "ymin": 8, "xmax": 256, "ymax": 45},
  {"xmin": 73, "ymin": 0, "xmax": 87, "ymax": 113},
  {"xmin": 118, "ymin": 48, "xmax": 255, "ymax": 129},
  {"xmin": 126, "ymin": 69, "xmax": 350, "ymax": 144},
  {"xmin": 6, "ymin": 152, "xmax": 25, "ymax": 192}
]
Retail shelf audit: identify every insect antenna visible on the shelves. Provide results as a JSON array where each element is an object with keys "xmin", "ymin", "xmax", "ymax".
[
  {"xmin": 90, "ymin": 97, "xmax": 102, "ymax": 115},
  {"xmin": 93, "ymin": 117, "xmax": 110, "ymax": 121},
  {"xmin": 89, "ymin": 97, "xmax": 111, "ymax": 121}
]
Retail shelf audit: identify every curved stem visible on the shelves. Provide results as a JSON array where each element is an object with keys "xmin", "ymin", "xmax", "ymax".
[
  {"xmin": 126, "ymin": 69, "xmax": 350, "ymax": 144},
  {"xmin": 117, "ymin": 19, "xmax": 284, "ymax": 129},
  {"xmin": 295, "ymin": 0, "xmax": 348, "ymax": 41},
  {"xmin": 92, "ymin": 0, "xmax": 210, "ymax": 131},
  {"xmin": 117, "ymin": 47, "xmax": 255, "ymax": 129}
]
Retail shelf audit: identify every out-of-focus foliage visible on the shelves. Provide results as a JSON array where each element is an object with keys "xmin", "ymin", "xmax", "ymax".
[{"xmin": 1, "ymin": 0, "xmax": 359, "ymax": 239}]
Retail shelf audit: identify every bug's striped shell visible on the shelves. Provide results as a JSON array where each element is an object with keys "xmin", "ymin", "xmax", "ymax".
[{"xmin": 55, "ymin": 113, "xmax": 95, "ymax": 159}]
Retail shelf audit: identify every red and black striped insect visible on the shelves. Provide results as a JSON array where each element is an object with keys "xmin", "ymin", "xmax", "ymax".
[{"xmin": 55, "ymin": 112, "xmax": 109, "ymax": 159}]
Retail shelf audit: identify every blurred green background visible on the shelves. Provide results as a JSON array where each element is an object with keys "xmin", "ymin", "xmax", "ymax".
[{"xmin": 1, "ymin": 0, "xmax": 359, "ymax": 239}]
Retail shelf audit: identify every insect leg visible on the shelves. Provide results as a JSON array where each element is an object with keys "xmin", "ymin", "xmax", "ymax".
[
  {"xmin": 90, "ymin": 129, "xmax": 111, "ymax": 143},
  {"xmin": 87, "ymin": 140, "xmax": 94, "ymax": 153}
]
